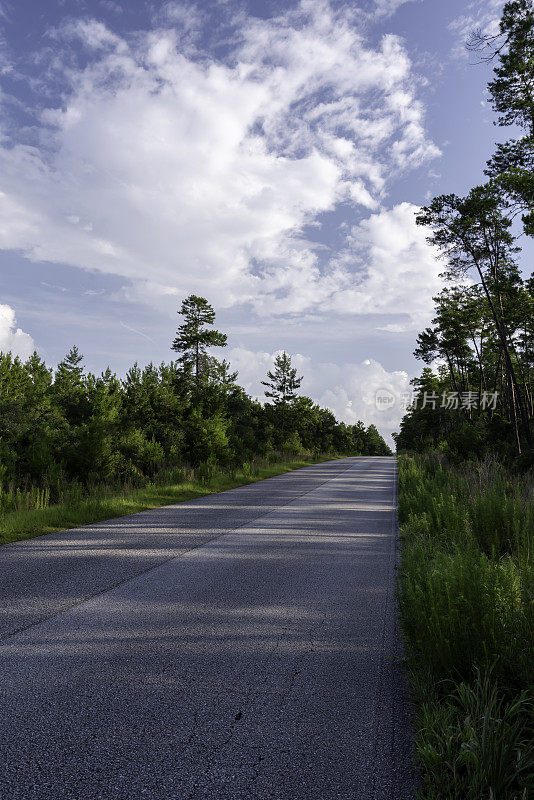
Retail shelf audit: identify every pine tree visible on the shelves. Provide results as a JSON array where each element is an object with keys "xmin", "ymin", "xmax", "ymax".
[
  {"xmin": 171, "ymin": 296, "xmax": 227, "ymax": 389},
  {"xmin": 416, "ymin": 187, "xmax": 532, "ymax": 453},
  {"xmin": 261, "ymin": 352, "xmax": 303, "ymax": 405},
  {"xmin": 53, "ymin": 346, "xmax": 88, "ymax": 426},
  {"xmin": 486, "ymin": 0, "xmax": 534, "ymax": 134},
  {"xmin": 470, "ymin": 0, "xmax": 534, "ymax": 235}
]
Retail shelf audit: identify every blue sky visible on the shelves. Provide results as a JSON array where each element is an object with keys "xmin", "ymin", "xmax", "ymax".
[{"xmin": 0, "ymin": 0, "xmax": 517, "ymax": 439}]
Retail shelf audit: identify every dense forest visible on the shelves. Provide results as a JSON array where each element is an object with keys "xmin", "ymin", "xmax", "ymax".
[
  {"xmin": 0, "ymin": 294, "xmax": 389, "ymax": 500},
  {"xmin": 395, "ymin": 0, "xmax": 534, "ymax": 465}
]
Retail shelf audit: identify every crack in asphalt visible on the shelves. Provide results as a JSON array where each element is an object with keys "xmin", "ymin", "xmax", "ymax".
[
  {"xmin": 183, "ymin": 606, "xmax": 329, "ymax": 800},
  {"xmin": 243, "ymin": 614, "xmax": 329, "ymax": 798},
  {"xmin": 184, "ymin": 616, "xmax": 297, "ymax": 800}
]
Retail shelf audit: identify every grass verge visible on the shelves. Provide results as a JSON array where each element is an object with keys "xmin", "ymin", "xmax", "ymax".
[
  {"xmin": 0, "ymin": 455, "xmax": 341, "ymax": 546},
  {"xmin": 397, "ymin": 452, "xmax": 534, "ymax": 800}
]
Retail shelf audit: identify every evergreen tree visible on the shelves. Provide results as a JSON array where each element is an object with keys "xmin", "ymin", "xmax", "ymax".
[
  {"xmin": 401, "ymin": 0, "xmax": 534, "ymax": 459},
  {"xmin": 261, "ymin": 352, "xmax": 303, "ymax": 406},
  {"xmin": 262, "ymin": 352, "xmax": 304, "ymax": 444},
  {"xmin": 364, "ymin": 425, "xmax": 392, "ymax": 456},
  {"xmin": 485, "ymin": 0, "xmax": 534, "ymax": 132},
  {"xmin": 470, "ymin": 0, "xmax": 534, "ymax": 234},
  {"xmin": 171, "ymin": 295, "xmax": 227, "ymax": 388}
]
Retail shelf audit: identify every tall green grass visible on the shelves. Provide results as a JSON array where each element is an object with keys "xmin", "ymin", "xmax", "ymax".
[
  {"xmin": 0, "ymin": 453, "xmax": 339, "ymax": 546},
  {"xmin": 0, "ymin": 484, "xmax": 50, "ymax": 514},
  {"xmin": 398, "ymin": 453, "xmax": 534, "ymax": 800}
]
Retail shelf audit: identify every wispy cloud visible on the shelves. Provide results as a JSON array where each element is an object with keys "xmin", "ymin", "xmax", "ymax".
[
  {"xmin": 120, "ymin": 321, "xmax": 155, "ymax": 342},
  {"xmin": 448, "ymin": 0, "xmax": 503, "ymax": 59},
  {"xmin": 40, "ymin": 281, "xmax": 70, "ymax": 293},
  {"xmin": 373, "ymin": 0, "xmax": 422, "ymax": 19}
]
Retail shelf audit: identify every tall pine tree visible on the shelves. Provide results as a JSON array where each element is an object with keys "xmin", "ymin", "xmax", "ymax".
[
  {"xmin": 171, "ymin": 296, "xmax": 227, "ymax": 389},
  {"xmin": 261, "ymin": 352, "xmax": 303, "ymax": 406}
]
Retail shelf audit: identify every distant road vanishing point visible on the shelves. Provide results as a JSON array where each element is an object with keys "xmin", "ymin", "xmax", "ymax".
[{"xmin": 0, "ymin": 456, "xmax": 415, "ymax": 800}]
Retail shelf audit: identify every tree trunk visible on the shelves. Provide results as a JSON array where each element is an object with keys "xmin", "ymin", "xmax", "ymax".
[{"xmin": 470, "ymin": 250, "xmax": 532, "ymax": 452}]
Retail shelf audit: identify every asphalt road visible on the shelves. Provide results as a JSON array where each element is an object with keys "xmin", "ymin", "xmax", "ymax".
[{"xmin": 0, "ymin": 456, "xmax": 415, "ymax": 800}]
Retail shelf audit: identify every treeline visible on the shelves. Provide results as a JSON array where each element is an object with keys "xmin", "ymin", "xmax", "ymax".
[
  {"xmin": 0, "ymin": 296, "xmax": 389, "ymax": 495},
  {"xmin": 396, "ymin": 0, "xmax": 534, "ymax": 464}
]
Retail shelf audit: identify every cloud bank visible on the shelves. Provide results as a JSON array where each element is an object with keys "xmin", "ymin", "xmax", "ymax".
[{"xmin": 325, "ymin": 202, "xmax": 443, "ymax": 329}]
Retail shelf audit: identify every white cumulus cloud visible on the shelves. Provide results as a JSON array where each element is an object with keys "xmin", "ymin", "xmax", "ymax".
[
  {"xmin": 228, "ymin": 346, "xmax": 410, "ymax": 443},
  {"xmin": 325, "ymin": 202, "xmax": 444, "ymax": 330},
  {"xmin": 0, "ymin": 0, "xmax": 439, "ymax": 321},
  {"xmin": 0, "ymin": 304, "xmax": 35, "ymax": 359}
]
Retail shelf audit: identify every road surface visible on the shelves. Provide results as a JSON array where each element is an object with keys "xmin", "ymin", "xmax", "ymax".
[{"xmin": 0, "ymin": 456, "xmax": 415, "ymax": 799}]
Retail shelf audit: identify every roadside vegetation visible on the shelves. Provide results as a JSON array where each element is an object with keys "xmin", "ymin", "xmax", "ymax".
[
  {"xmin": 0, "ymin": 454, "xmax": 340, "ymax": 546},
  {"xmin": 396, "ymin": 4, "xmax": 534, "ymax": 797},
  {"xmin": 398, "ymin": 453, "xmax": 533, "ymax": 800}
]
